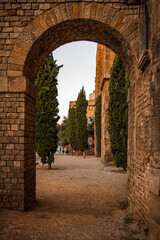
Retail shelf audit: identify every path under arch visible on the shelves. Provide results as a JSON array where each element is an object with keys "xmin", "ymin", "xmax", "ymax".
[{"xmin": 0, "ymin": 155, "xmax": 143, "ymax": 240}]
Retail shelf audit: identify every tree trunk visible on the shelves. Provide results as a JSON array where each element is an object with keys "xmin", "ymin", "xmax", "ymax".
[{"xmin": 48, "ymin": 163, "xmax": 51, "ymax": 169}]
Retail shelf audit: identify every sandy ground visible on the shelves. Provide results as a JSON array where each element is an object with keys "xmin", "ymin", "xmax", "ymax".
[{"xmin": 0, "ymin": 155, "xmax": 144, "ymax": 240}]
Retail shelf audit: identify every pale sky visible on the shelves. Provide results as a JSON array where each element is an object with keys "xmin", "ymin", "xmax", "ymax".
[{"xmin": 53, "ymin": 41, "xmax": 97, "ymax": 122}]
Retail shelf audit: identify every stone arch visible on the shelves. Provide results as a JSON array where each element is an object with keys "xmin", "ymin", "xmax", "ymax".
[
  {"xmin": 8, "ymin": 3, "xmax": 139, "ymax": 83},
  {"xmin": 1, "ymin": 1, "xmax": 160, "ymax": 238},
  {"xmin": 3, "ymin": 1, "xmax": 140, "ymax": 212}
]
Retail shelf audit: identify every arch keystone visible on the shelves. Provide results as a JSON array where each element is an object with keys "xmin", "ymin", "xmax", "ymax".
[{"xmin": 73, "ymin": 2, "xmax": 79, "ymax": 19}]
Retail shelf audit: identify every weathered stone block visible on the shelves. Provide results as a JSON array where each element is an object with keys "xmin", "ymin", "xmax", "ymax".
[
  {"xmin": 149, "ymin": 175, "xmax": 160, "ymax": 196},
  {"xmin": 0, "ymin": 76, "xmax": 8, "ymax": 91},
  {"xmin": 9, "ymin": 76, "xmax": 26, "ymax": 92},
  {"xmin": 14, "ymin": 161, "xmax": 21, "ymax": 167},
  {"xmin": 150, "ymin": 193, "xmax": 160, "ymax": 224}
]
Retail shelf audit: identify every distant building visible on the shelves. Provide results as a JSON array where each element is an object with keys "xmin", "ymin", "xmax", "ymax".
[{"xmin": 69, "ymin": 91, "xmax": 95, "ymax": 118}]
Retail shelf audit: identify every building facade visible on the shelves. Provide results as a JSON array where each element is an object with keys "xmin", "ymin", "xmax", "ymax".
[{"xmin": 69, "ymin": 91, "xmax": 95, "ymax": 118}]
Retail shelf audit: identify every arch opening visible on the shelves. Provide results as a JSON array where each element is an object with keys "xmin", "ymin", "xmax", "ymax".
[{"xmin": 23, "ymin": 19, "xmax": 137, "ymax": 83}]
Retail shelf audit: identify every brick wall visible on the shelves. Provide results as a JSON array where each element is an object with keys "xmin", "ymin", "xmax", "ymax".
[{"xmin": 0, "ymin": 92, "xmax": 36, "ymax": 209}]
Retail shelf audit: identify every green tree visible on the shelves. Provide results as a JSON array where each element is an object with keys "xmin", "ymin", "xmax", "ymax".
[
  {"xmin": 58, "ymin": 116, "xmax": 69, "ymax": 146},
  {"xmin": 35, "ymin": 53, "xmax": 62, "ymax": 168},
  {"xmin": 68, "ymin": 107, "xmax": 77, "ymax": 150},
  {"xmin": 76, "ymin": 87, "xmax": 88, "ymax": 153},
  {"xmin": 87, "ymin": 117, "xmax": 94, "ymax": 140},
  {"xmin": 108, "ymin": 56, "xmax": 130, "ymax": 170},
  {"xmin": 95, "ymin": 94, "xmax": 101, "ymax": 157}
]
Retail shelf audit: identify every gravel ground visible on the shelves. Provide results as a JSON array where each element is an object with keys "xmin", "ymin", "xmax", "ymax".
[{"xmin": 0, "ymin": 155, "xmax": 144, "ymax": 240}]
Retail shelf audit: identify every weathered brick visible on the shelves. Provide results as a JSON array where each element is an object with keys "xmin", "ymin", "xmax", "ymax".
[
  {"xmin": 5, "ymin": 16, "xmax": 18, "ymax": 21},
  {"xmin": 21, "ymin": 4, "xmax": 31, "ymax": 10},
  {"xmin": 0, "ymin": 10, "xmax": 8, "ymax": 16},
  {"xmin": 8, "ymin": 10, "xmax": 17, "ymax": 16}
]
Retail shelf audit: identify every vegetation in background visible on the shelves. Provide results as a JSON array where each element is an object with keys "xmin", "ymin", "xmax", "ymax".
[
  {"xmin": 108, "ymin": 56, "xmax": 130, "ymax": 170},
  {"xmin": 87, "ymin": 117, "xmax": 94, "ymax": 140},
  {"xmin": 58, "ymin": 116, "xmax": 69, "ymax": 146},
  {"xmin": 68, "ymin": 107, "xmax": 77, "ymax": 150},
  {"xmin": 76, "ymin": 87, "xmax": 88, "ymax": 153},
  {"xmin": 95, "ymin": 94, "xmax": 101, "ymax": 157},
  {"xmin": 35, "ymin": 53, "xmax": 62, "ymax": 168}
]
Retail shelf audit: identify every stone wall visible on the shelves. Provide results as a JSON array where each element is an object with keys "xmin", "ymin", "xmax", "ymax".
[
  {"xmin": 101, "ymin": 78, "xmax": 113, "ymax": 164},
  {"xmin": 101, "ymin": 47, "xmax": 115, "ymax": 164},
  {"xmin": 94, "ymin": 45, "xmax": 115, "ymax": 163},
  {"xmin": 69, "ymin": 99, "xmax": 95, "ymax": 118},
  {"xmin": 95, "ymin": 44, "xmax": 104, "ymax": 99},
  {"xmin": 0, "ymin": 92, "xmax": 36, "ymax": 209}
]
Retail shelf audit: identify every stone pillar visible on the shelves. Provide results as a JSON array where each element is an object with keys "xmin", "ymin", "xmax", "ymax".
[
  {"xmin": 94, "ymin": 44, "xmax": 104, "ymax": 156},
  {"xmin": 0, "ymin": 76, "xmax": 36, "ymax": 210},
  {"xmin": 94, "ymin": 44, "xmax": 115, "ymax": 158},
  {"xmin": 101, "ymin": 78, "xmax": 113, "ymax": 164}
]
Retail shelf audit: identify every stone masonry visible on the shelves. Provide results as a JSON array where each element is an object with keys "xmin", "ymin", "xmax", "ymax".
[
  {"xmin": 69, "ymin": 91, "xmax": 95, "ymax": 118},
  {"xmin": 0, "ymin": 1, "xmax": 160, "ymax": 239},
  {"xmin": 95, "ymin": 44, "xmax": 115, "ymax": 164}
]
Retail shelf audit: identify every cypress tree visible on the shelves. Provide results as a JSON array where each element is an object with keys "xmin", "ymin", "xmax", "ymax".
[
  {"xmin": 35, "ymin": 53, "xmax": 62, "ymax": 168},
  {"xmin": 95, "ymin": 94, "xmax": 101, "ymax": 157},
  {"xmin": 68, "ymin": 107, "xmax": 77, "ymax": 150},
  {"xmin": 87, "ymin": 117, "xmax": 94, "ymax": 140},
  {"xmin": 108, "ymin": 56, "xmax": 129, "ymax": 170},
  {"xmin": 58, "ymin": 116, "xmax": 69, "ymax": 146},
  {"xmin": 76, "ymin": 87, "xmax": 88, "ymax": 153}
]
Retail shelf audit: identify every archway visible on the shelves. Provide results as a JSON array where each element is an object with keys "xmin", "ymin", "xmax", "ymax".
[
  {"xmin": 0, "ymin": 0, "xmax": 140, "ymax": 218},
  {"xmin": 1, "ymin": 2, "xmax": 159, "ymax": 238}
]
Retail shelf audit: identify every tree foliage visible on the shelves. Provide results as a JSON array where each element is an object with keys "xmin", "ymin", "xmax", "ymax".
[
  {"xmin": 76, "ymin": 87, "xmax": 88, "ymax": 152},
  {"xmin": 108, "ymin": 55, "xmax": 130, "ymax": 170},
  {"xmin": 58, "ymin": 116, "xmax": 69, "ymax": 146},
  {"xmin": 87, "ymin": 117, "xmax": 94, "ymax": 140},
  {"xmin": 35, "ymin": 53, "xmax": 62, "ymax": 166},
  {"xmin": 68, "ymin": 107, "xmax": 77, "ymax": 150},
  {"xmin": 95, "ymin": 94, "xmax": 101, "ymax": 157}
]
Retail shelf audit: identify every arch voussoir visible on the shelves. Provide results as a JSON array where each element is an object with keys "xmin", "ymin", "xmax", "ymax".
[
  {"xmin": 109, "ymin": 10, "xmax": 125, "ymax": 30},
  {"xmin": 89, "ymin": 2, "xmax": 98, "ymax": 20},
  {"xmin": 83, "ymin": 3, "xmax": 92, "ymax": 19},
  {"xmin": 37, "ymin": 12, "xmax": 54, "ymax": 31},
  {"xmin": 47, "ymin": 8, "xmax": 58, "ymax": 25},
  {"xmin": 26, "ymin": 19, "xmax": 44, "ymax": 39},
  {"xmin": 95, "ymin": 3, "xmax": 105, "ymax": 22},
  {"xmin": 65, "ymin": 2, "xmax": 74, "ymax": 20},
  {"xmin": 58, "ymin": 3, "xmax": 69, "ymax": 22},
  {"xmin": 101, "ymin": 5, "xmax": 117, "ymax": 27},
  {"xmin": 72, "ymin": 2, "xmax": 79, "ymax": 19},
  {"xmin": 18, "ymin": 28, "xmax": 37, "ymax": 46},
  {"xmin": 78, "ymin": 2, "xmax": 85, "ymax": 19},
  {"xmin": 53, "ymin": 5, "xmax": 64, "ymax": 24}
]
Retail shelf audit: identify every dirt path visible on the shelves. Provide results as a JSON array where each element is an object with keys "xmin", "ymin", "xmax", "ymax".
[{"xmin": 0, "ymin": 155, "xmax": 143, "ymax": 240}]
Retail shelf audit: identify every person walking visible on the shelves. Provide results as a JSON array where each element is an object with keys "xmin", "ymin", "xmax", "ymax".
[
  {"xmin": 62, "ymin": 147, "xmax": 64, "ymax": 154},
  {"xmin": 59, "ymin": 147, "xmax": 62, "ymax": 154}
]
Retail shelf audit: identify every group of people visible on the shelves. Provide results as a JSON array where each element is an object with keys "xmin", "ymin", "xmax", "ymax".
[{"xmin": 59, "ymin": 146, "xmax": 73, "ymax": 154}]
